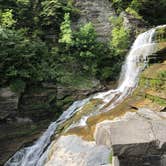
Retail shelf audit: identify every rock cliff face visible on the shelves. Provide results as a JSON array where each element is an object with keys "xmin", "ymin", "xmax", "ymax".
[
  {"xmin": 73, "ymin": 0, "xmax": 146, "ymax": 42},
  {"xmin": 73, "ymin": 0, "xmax": 116, "ymax": 42},
  {"xmin": 0, "ymin": 87, "xmax": 19, "ymax": 124}
]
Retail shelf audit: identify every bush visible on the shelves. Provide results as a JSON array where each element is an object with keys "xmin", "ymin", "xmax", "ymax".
[
  {"xmin": 111, "ymin": 0, "xmax": 166, "ymax": 25},
  {"xmin": 125, "ymin": 7, "xmax": 142, "ymax": 20},
  {"xmin": 110, "ymin": 16, "xmax": 131, "ymax": 55},
  {"xmin": 59, "ymin": 13, "xmax": 73, "ymax": 45}
]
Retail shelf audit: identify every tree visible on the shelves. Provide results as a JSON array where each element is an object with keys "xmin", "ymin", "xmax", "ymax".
[{"xmin": 0, "ymin": 27, "xmax": 56, "ymax": 85}]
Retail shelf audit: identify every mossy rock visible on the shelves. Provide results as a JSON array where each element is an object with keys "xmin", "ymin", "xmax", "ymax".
[
  {"xmin": 56, "ymin": 96, "xmax": 75, "ymax": 109},
  {"xmin": 56, "ymin": 99, "xmax": 103, "ymax": 134},
  {"xmin": 146, "ymin": 94, "xmax": 166, "ymax": 107},
  {"xmin": 60, "ymin": 62, "xmax": 166, "ymax": 141},
  {"xmin": 155, "ymin": 26, "xmax": 166, "ymax": 42}
]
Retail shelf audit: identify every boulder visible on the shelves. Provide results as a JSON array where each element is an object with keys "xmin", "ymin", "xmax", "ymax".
[{"xmin": 94, "ymin": 109, "xmax": 166, "ymax": 166}]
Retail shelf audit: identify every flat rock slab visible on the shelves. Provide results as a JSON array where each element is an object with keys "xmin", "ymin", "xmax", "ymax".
[
  {"xmin": 108, "ymin": 119, "xmax": 164, "ymax": 156},
  {"xmin": 45, "ymin": 135, "xmax": 110, "ymax": 166},
  {"xmin": 95, "ymin": 109, "xmax": 166, "ymax": 157}
]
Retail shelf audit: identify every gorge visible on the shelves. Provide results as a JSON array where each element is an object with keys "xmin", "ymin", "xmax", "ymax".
[
  {"xmin": 0, "ymin": 0, "xmax": 166, "ymax": 166},
  {"xmin": 5, "ymin": 25, "xmax": 166, "ymax": 166}
]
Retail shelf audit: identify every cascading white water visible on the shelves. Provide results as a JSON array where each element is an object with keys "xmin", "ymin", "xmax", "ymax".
[
  {"xmin": 5, "ymin": 98, "xmax": 90, "ymax": 166},
  {"xmin": 93, "ymin": 28, "xmax": 157, "ymax": 111},
  {"xmin": 5, "ymin": 26, "xmax": 164, "ymax": 166}
]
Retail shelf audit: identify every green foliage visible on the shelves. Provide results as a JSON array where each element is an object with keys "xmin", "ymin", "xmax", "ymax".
[
  {"xmin": 0, "ymin": 27, "xmax": 57, "ymax": 84},
  {"xmin": 59, "ymin": 22, "xmax": 99, "ymax": 76},
  {"xmin": 40, "ymin": 0, "xmax": 63, "ymax": 27},
  {"xmin": 155, "ymin": 27, "xmax": 166, "ymax": 42},
  {"xmin": 130, "ymin": 0, "xmax": 142, "ymax": 12},
  {"xmin": 158, "ymin": 71, "xmax": 166, "ymax": 80},
  {"xmin": 149, "ymin": 79, "xmax": 163, "ymax": 90},
  {"xmin": 109, "ymin": 16, "xmax": 123, "ymax": 27},
  {"xmin": 101, "ymin": 67, "xmax": 113, "ymax": 80},
  {"xmin": 0, "ymin": 9, "xmax": 16, "ymax": 28},
  {"xmin": 140, "ymin": 77, "xmax": 165, "ymax": 90},
  {"xmin": 125, "ymin": 7, "xmax": 142, "ymax": 20},
  {"xmin": 57, "ymin": 21, "xmax": 120, "ymax": 81},
  {"xmin": 111, "ymin": 0, "xmax": 131, "ymax": 14},
  {"xmin": 3, "ymin": 0, "xmax": 164, "ymax": 88},
  {"xmin": 131, "ymin": 0, "xmax": 166, "ymax": 25},
  {"xmin": 111, "ymin": 26, "xmax": 130, "ymax": 54},
  {"xmin": 59, "ymin": 13, "xmax": 73, "ymax": 45},
  {"xmin": 75, "ymin": 22, "xmax": 97, "ymax": 48},
  {"xmin": 39, "ymin": 0, "xmax": 76, "ymax": 38},
  {"xmin": 110, "ymin": 16, "xmax": 131, "ymax": 55},
  {"xmin": 10, "ymin": 79, "xmax": 26, "ymax": 94},
  {"xmin": 111, "ymin": 0, "xmax": 166, "ymax": 25},
  {"xmin": 146, "ymin": 94, "xmax": 166, "ymax": 106},
  {"xmin": 16, "ymin": 0, "xmax": 30, "ymax": 6},
  {"xmin": 73, "ymin": 23, "xmax": 109, "ymax": 78}
]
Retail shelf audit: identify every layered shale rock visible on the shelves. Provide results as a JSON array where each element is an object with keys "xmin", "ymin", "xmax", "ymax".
[
  {"xmin": 0, "ymin": 87, "xmax": 19, "ymax": 123},
  {"xmin": 73, "ymin": 0, "xmax": 116, "ymax": 42}
]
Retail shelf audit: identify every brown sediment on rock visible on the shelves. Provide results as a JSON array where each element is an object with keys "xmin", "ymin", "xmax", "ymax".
[
  {"xmin": 64, "ymin": 60, "xmax": 166, "ymax": 141},
  {"xmin": 65, "ymin": 95, "xmax": 138, "ymax": 141}
]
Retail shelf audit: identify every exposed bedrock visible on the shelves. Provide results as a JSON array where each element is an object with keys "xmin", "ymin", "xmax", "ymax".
[
  {"xmin": 45, "ymin": 135, "xmax": 111, "ymax": 166},
  {"xmin": 0, "ymin": 87, "xmax": 19, "ymax": 124},
  {"xmin": 73, "ymin": 0, "xmax": 116, "ymax": 42},
  {"xmin": 94, "ymin": 109, "xmax": 166, "ymax": 166}
]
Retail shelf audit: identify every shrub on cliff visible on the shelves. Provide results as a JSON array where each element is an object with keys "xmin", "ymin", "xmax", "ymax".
[{"xmin": 111, "ymin": 0, "xmax": 166, "ymax": 25}]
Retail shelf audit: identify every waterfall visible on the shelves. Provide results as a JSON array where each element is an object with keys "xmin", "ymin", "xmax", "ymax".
[
  {"xmin": 5, "ymin": 26, "xmax": 163, "ymax": 166},
  {"xmin": 93, "ymin": 27, "xmax": 157, "ymax": 111},
  {"xmin": 5, "ymin": 99, "xmax": 90, "ymax": 166}
]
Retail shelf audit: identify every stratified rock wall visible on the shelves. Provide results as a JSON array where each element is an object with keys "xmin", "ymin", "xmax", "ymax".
[
  {"xmin": 73, "ymin": 0, "xmax": 116, "ymax": 42},
  {"xmin": 0, "ymin": 87, "xmax": 19, "ymax": 123}
]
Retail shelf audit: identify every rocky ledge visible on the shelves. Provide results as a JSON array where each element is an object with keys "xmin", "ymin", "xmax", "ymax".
[
  {"xmin": 95, "ymin": 108, "xmax": 166, "ymax": 166},
  {"xmin": 45, "ymin": 135, "xmax": 111, "ymax": 166}
]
